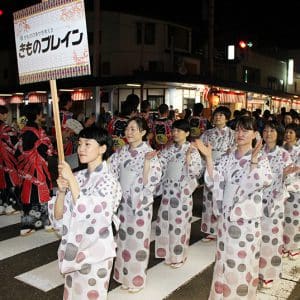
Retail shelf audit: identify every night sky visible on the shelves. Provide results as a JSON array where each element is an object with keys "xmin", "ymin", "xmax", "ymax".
[{"xmin": 0, "ymin": 0, "xmax": 299, "ymax": 50}]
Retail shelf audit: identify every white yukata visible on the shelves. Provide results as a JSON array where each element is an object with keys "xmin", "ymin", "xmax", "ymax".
[
  {"xmin": 200, "ymin": 126, "xmax": 235, "ymax": 235},
  {"xmin": 282, "ymin": 144, "xmax": 300, "ymax": 254},
  {"xmin": 205, "ymin": 150, "xmax": 273, "ymax": 300},
  {"xmin": 259, "ymin": 146, "xmax": 293, "ymax": 282},
  {"xmin": 48, "ymin": 161, "xmax": 122, "ymax": 300},
  {"xmin": 155, "ymin": 142, "xmax": 204, "ymax": 264},
  {"xmin": 109, "ymin": 142, "xmax": 162, "ymax": 289}
]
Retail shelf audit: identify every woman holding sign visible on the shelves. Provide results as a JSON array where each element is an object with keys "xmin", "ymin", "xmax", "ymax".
[{"xmin": 48, "ymin": 127, "xmax": 122, "ymax": 300}]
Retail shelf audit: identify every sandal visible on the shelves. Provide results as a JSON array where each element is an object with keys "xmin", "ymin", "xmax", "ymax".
[
  {"xmin": 282, "ymin": 249, "xmax": 289, "ymax": 258},
  {"xmin": 262, "ymin": 279, "xmax": 273, "ymax": 289},
  {"xmin": 288, "ymin": 250, "xmax": 300, "ymax": 260},
  {"xmin": 170, "ymin": 258, "xmax": 187, "ymax": 269},
  {"xmin": 128, "ymin": 287, "xmax": 143, "ymax": 293},
  {"xmin": 202, "ymin": 235, "xmax": 216, "ymax": 242},
  {"xmin": 20, "ymin": 228, "xmax": 35, "ymax": 236}
]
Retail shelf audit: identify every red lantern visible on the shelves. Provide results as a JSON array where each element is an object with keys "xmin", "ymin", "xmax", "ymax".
[{"xmin": 208, "ymin": 93, "xmax": 220, "ymax": 107}]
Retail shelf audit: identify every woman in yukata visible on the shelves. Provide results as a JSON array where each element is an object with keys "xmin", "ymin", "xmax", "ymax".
[
  {"xmin": 155, "ymin": 119, "xmax": 204, "ymax": 268},
  {"xmin": 109, "ymin": 116, "xmax": 162, "ymax": 293},
  {"xmin": 48, "ymin": 127, "xmax": 122, "ymax": 300},
  {"xmin": 200, "ymin": 106, "xmax": 235, "ymax": 242},
  {"xmin": 259, "ymin": 120, "xmax": 299, "ymax": 288},
  {"xmin": 194, "ymin": 116, "xmax": 273, "ymax": 300},
  {"xmin": 282, "ymin": 123, "xmax": 300, "ymax": 260}
]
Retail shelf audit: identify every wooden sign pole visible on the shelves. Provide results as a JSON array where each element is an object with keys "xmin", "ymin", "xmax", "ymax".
[{"xmin": 50, "ymin": 79, "xmax": 64, "ymax": 163}]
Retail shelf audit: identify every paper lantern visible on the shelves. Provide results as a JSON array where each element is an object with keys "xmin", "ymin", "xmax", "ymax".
[
  {"xmin": 28, "ymin": 92, "xmax": 48, "ymax": 103},
  {"xmin": 71, "ymin": 89, "xmax": 92, "ymax": 101},
  {"xmin": 0, "ymin": 97, "xmax": 7, "ymax": 105},
  {"xmin": 208, "ymin": 93, "xmax": 220, "ymax": 107},
  {"xmin": 9, "ymin": 95, "xmax": 23, "ymax": 104}
]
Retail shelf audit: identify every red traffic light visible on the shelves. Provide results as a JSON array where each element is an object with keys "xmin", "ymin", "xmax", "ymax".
[{"xmin": 239, "ymin": 40, "xmax": 247, "ymax": 49}]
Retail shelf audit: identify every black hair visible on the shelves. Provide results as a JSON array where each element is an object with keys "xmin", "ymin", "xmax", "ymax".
[
  {"xmin": 158, "ymin": 103, "xmax": 169, "ymax": 115},
  {"xmin": 126, "ymin": 116, "xmax": 149, "ymax": 141},
  {"xmin": 78, "ymin": 126, "xmax": 112, "ymax": 160},
  {"xmin": 183, "ymin": 108, "xmax": 192, "ymax": 120},
  {"xmin": 120, "ymin": 100, "xmax": 136, "ymax": 116},
  {"xmin": 0, "ymin": 105, "xmax": 8, "ymax": 115},
  {"xmin": 263, "ymin": 120, "xmax": 285, "ymax": 146},
  {"xmin": 285, "ymin": 123, "xmax": 300, "ymax": 139},
  {"xmin": 172, "ymin": 119, "xmax": 190, "ymax": 133},
  {"xmin": 213, "ymin": 106, "xmax": 231, "ymax": 120},
  {"xmin": 23, "ymin": 104, "xmax": 42, "ymax": 122},
  {"xmin": 236, "ymin": 116, "xmax": 257, "ymax": 131},
  {"xmin": 141, "ymin": 100, "xmax": 151, "ymax": 113},
  {"xmin": 193, "ymin": 103, "xmax": 204, "ymax": 116},
  {"xmin": 126, "ymin": 94, "xmax": 140, "ymax": 110},
  {"xmin": 59, "ymin": 92, "xmax": 72, "ymax": 109}
]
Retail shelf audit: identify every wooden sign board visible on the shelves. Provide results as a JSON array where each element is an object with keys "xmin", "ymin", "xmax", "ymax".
[{"xmin": 13, "ymin": 0, "xmax": 91, "ymax": 85}]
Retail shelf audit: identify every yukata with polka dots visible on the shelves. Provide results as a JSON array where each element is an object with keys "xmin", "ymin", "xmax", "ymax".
[
  {"xmin": 205, "ymin": 150, "xmax": 273, "ymax": 300},
  {"xmin": 259, "ymin": 146, "xmax": 293, "ymax": 283},
  {"xmin": 48, "ymin": 161, "xmax": 122, "ymax": 300},
  {"xmin": 155, "ymin": 142, "xmax": 204, "ymax": 264},
  {"xmin": 282, "ymin": 144, "xmax": 300, "ymax": 254},
  {"xmin": 200, "ymin": 126, "xmax": 235, "ymax": 236},
  {"xmin": 109, "ymin": 142, "xmax": 162, "ymax": 289}
]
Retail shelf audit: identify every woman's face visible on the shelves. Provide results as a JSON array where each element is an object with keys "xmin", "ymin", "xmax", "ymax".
[
  {"xmin": 235, "ymin": 126, "xmax": 256, "ymax": 147},
  {"xmin": 263, "ymin": 126, "xmax": 277, "ymax": 146},
  {"xmin": 284, "ymin": 129, "xmax": 297, "ymax": 145},
  {"xmin": 213, "ymin": 112, "xmax": 227, "ymax": 128},
  {"xmin": 125, "ymin": 120, "xmax": 145, "ymax": 146},
  {"xmin": 77, "ymin": 138, "xmax": 101, "ymax": 164},
  {"xmin": 172, "ymin": 127, "xmax": 189, "ymax": 145},
  {"xmin": 284, "ymin": 115, "xmax": 293, "ymax": 125}
]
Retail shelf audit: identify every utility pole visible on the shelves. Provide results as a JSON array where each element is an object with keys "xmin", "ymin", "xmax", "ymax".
[{"xmin": 208, "ymin": 0, "xmax": 214, "ymax": 78}]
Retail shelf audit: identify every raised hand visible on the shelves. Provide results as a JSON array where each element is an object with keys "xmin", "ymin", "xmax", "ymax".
[
  {"xmin": 192, "ymin": 139, "xmax": 212, "ymax": 159},
  {"xmin": 283, "ymin": 163, "xmax": 300, "ymax": 176}
]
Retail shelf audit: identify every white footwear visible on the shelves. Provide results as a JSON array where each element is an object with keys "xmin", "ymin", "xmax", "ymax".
[
  {"xmin": 262, "ymin": 279, "xmax": 273, "ymax": 289},
  {"xmin": 170, "ymin": 258, "xmax": 187, "ymax": 269},
  {"xmin": 170, "ymin": 262, "xmax": 184, "ymax": 269},
  {"xmin": 20, "ymin": 228, "xmax": 35, "ymax": 236},
  {"xmin": 0, "ymin": 206, "xmax": 5, "ymax": 215},
  {"xmin": 128, "ymin": 287, "xmax": 143, "ymax": 293},
  {"xmin": 202, "ymin": 235, "xmax": 216, "ymax": 242},
  {"xmin": 289, "ymin": 250, "xmax": 300, "ymax": 260},
  {"xmin": 44, "ymin": 225, "xmax": 54, "ymax": 232},
  {"xmin": 5, "ymin": 205, "xmax": 19, "ymax": 215},
  {"xmin": 282, "ymin": 249, "xmax": 289, "ymax": 258}
]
